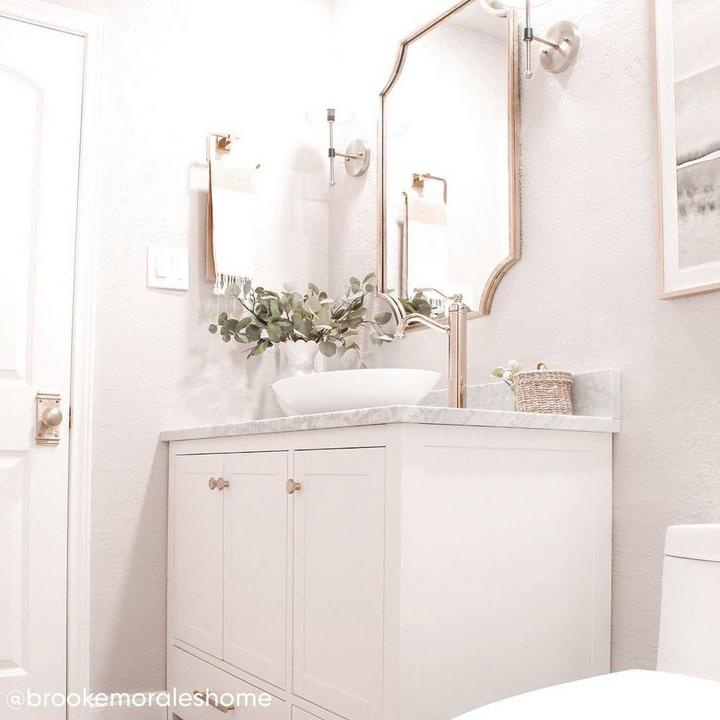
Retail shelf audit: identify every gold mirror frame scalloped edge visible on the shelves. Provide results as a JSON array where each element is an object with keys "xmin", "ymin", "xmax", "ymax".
[{"xmin": 376, "ymin": 0, "xmax": 521, "ymax": 326}]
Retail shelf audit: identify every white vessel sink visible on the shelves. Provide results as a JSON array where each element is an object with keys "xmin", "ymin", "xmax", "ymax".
[{"xmin": 272, "ymin": 368, "xmax": 441, "ymax": 416}]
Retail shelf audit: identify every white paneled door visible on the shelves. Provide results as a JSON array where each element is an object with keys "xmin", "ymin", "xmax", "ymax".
[{"xmin": 0, "ymin": 13, "xmax": 85, "ymax": 718}]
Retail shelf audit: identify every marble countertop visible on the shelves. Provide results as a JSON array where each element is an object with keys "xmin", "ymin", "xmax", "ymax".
[
  {"xmin": 160, "ymin": 404, "xmax": 620, "ymax": 442},
  {"xmin": 161, "ymin": 370, "xmax": 621, "ymax": 442}
]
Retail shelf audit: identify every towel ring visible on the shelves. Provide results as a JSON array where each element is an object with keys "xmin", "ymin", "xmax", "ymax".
[{"xmin": 205, "ymin": 132, "xmax": 261, "ymax": 169}]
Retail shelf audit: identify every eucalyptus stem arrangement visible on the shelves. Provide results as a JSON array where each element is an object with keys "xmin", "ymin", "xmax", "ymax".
[
  {"xmin": 209, "ymin": 274, "xmax": 396, "ymax": 358},
  {"xmin": 491, "ymin": 360, "xmax": 523, "ymax": 391}
]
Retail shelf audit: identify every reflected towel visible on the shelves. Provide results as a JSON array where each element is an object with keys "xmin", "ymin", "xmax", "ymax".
[
  {"xmin": 206, "ymin": 155, "xmax": 258, "ymax": 295},
  {"xmin": 407, "ymin": 193, "xmax": 447, "ymax": 225},
  {"xmin": 406, "ymin": 193, "xmax": 449, "ymax": 294}
]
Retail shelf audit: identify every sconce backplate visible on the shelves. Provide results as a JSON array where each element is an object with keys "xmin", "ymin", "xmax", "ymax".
[
  {"xmin": 345, "ymin": 139, "xmax": 371, "ymax": 177},
  {"xmin": 539, "ymin": 20, "xmax": 581, "ymax": 74}
]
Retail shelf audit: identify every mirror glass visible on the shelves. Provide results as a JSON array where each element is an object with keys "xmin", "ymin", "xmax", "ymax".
[{"xmin": 379, "ymin": 0, "xmax": 520, "ymax": 319}]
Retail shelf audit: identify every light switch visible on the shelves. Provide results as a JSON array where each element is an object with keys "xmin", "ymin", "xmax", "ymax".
[
  {"xmin": 155, "ymin": 254, "xmax": 171, "ymax": 278},
  {"xmin": 147, "ymin": 245, "xmax": 189, "ymax": 290}
]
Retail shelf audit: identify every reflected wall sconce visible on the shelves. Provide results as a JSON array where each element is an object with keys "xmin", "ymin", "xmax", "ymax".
[
  {"xmin": 499, "ymin": 0, "xmax": 581, "ymax": 79},
  {"xmin": 325, "ymin": 108, "xmax": 370, "ymax": 187}
]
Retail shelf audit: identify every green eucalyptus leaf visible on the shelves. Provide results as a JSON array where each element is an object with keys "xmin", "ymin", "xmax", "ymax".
[
  {"xmin": 296, "ymin": 319, "xmax": 312, "ymax": 338},
  {"xmin": 319, "ymin": 341, "xmax": 337, "ymax": 357},
  {"xmin": 373, "ymin": 312, "xmax": 392, "ymax": 325},
  {"xmin": 266, "ymin": 323, "xmax": 283, "ymax": 342},
  {"xmin": 246, "ymin": 325, "xmax": 262, "ymax": 342},
  {"xmin": 249, "ymin": 339, "xmax": 270, "ymax": 357}
]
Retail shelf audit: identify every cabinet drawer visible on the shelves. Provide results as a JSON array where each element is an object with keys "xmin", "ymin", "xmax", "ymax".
[{"xmin": 169, "ymin": 647, "xmax": 284, "ymax": 720}]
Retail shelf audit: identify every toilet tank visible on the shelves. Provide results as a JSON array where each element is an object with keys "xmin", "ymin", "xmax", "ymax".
[{"xmin": 657, "ymin": 524, "xmax": 720, "ymax": 682}]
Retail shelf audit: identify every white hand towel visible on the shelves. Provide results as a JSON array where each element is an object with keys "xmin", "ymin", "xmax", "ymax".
[
  {"xmin": 206, "ymin": 155, "xmax": 258, "ymax": 296},
  {"xmin": 406, "ymin": 193, "xmax": 449, "ymax": 295},
  {"xmin": 407, "ymin": 193, "xmax": 447, "ymax": 226}
]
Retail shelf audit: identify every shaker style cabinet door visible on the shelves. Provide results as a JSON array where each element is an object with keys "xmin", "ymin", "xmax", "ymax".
[
  {"xmin": 292, "ymin": 448, "xmax": 386, "ymax": 720},
  {"xmin": 223, "ymin": 451, "xmax": 289, "ymax": 689},
  {"xmin": 171, "ymin": 454, "xmax": 224, "ymax": 658}
]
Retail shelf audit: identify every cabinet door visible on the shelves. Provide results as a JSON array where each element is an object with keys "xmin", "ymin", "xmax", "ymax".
[
  {"xmin": 224, "ymin": 452, "xmax": 288, "ymax": 688},
  {"xmin": 171, "ymin": 454, "xmax": 224, "ymax": 657},
  {"xmin": 292, "ymin": 448, "xmax": 385, "ymax": 720}
]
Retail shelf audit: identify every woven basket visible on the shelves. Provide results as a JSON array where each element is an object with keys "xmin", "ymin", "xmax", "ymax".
[{"xmin": 514, "ymin": 364, "xmax": 574, "ymax": 415}]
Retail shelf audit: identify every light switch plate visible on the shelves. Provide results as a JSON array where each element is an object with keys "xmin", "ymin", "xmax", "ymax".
[{"xmin": 147, "ymin": 245, "xmax": 189, "ymax": 290}]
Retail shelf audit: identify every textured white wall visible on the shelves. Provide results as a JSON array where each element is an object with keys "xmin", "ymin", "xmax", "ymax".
[
  {"xmin": 328, "ymin": 0, "xmax": 720, "ymax": 672},
  {"xmin": 39, "ymin": 0, "xmax": 720, "ymax": 695},
  {"xmin": 47, "ymin": 0, "xmax": 331, "ymax": 693}
]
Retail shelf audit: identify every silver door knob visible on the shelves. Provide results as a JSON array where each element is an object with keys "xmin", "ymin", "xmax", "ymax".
[
  {"xmin": 42, "ymin": 406, "xmax": 63, "ymax": 427},
  {"xmin": 286, "ymin": 479, "xmax": 302, "ymax": 494},
  {"xmin": 216, "ymin": 477, "xmax": 229, "ymax": 491},
  {"xmin": 208, "ymin": 477, "xmax": 218, "ymax": 490}
]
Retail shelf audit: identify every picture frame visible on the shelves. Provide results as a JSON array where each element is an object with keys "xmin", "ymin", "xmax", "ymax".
[{"xmin": 655, "ymin": 0, "xmax": 720, "ymax": 298}]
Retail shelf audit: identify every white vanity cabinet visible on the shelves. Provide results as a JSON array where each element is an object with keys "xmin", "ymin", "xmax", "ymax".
[{"xmin": 166, "ymin": 418, "xmax": 612, "ymax": 720}]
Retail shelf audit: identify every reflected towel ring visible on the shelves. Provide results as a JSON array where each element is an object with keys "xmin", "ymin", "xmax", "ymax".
[{"xmin": 205, "ymin": 132, "xmax": 261, "ymax": 169}]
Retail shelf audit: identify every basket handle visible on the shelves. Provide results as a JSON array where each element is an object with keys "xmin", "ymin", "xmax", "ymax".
[{"xmin": 537, "ymin": 362, "xmax": 548, "ymax": 370}]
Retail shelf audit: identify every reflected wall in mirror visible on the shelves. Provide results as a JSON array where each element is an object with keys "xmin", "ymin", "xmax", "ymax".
[{"xmin": 378, "ymin": 0, "xmax": 520, "ymax": 320}]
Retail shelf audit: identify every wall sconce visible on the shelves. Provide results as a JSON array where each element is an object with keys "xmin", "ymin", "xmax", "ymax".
[
  {"xmin": 326, "ymin": 108, "xmax": 370, "ymax": 187},
  {"xmin": 499, "ymin": 0, "xmax": 581, "ymax": 79}
]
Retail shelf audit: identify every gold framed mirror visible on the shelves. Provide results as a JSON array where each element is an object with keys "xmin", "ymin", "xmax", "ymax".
[{"xmin": 377, "ymin": 0, "xmax": 521, "ymax": 321}]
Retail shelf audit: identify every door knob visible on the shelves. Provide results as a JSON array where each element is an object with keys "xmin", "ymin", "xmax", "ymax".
[
  {"xmin": 36, "ymin": 392, "xmax": 63, "ymax": 445},
  {"xmin": 42, "ymin": 407, "xmax": 63, "ymax": 427},
  {"xmin": 208, "ymin": 477, "xmax": 218, "ymax": 490},
  {"xmin": 286, "ymin": 479, "xmax": 302, "ymax": 494},
  {"xmin": 216, "ymin": 477, "xmax": 229, "ymax": 491}
]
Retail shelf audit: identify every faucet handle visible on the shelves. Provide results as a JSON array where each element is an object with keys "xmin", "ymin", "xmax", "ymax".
[{"xmin": 413, "ymin": 287, "xmax": 465, "ymax": 305}]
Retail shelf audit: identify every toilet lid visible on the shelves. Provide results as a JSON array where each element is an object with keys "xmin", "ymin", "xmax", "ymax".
[{"xmin": 454, "ymin": 670, "xmax": 720, "ymax": 720}]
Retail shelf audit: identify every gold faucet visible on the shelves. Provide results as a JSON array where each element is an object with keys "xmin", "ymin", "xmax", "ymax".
[{"xmin": 394, "ymin": 291, "xmax": 469, "ymax": 409}]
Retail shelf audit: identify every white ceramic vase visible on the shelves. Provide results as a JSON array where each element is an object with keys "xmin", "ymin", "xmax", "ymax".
[{"xmin": 283, "ymin": 340, "xmax": 320, "ymax": 376}]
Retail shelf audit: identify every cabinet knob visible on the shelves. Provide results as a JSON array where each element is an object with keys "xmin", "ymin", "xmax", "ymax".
[
  {"xmin": 216, "ymin": 477, "xmax": 230, "ymax": 491},
  {"xmin": 286, "ymin": 479, "xmax": 302, "ymax": 494},
  {"xmin": 208, "ymin": 477, "xmax": 218, "ymax": 490}
]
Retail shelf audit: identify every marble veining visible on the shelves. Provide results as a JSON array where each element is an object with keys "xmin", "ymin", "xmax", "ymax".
[{"xmin": 161, "ymin": 403, "xmax": 620, "ymax": 443}]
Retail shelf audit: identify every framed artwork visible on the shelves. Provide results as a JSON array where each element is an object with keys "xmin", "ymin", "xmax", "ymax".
[{"xmin": 656, "ymin": 0, "xmax": 720, "ymax": 297}]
